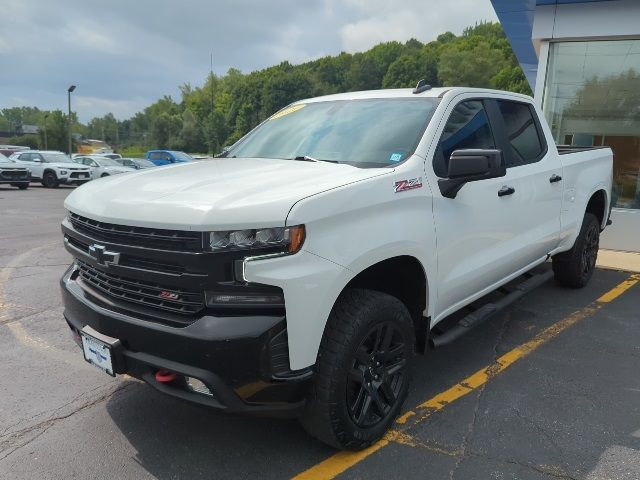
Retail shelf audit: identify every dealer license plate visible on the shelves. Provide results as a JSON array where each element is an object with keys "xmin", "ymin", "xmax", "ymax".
[{"xmin": 81, "ymin": 331, "xmax": 115, "ymax": 376}]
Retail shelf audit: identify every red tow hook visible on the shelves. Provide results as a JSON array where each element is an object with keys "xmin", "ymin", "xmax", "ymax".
[
  {"xmin": 72, "ymin": 329, "xmax": 82, "ymax": 348},
  {"xmin": 155, "ymin": 369, "xmax": 178, "ymax": 383}
]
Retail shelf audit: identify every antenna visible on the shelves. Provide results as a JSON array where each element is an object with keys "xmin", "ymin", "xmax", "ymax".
[{"xmin": 413, "ymin": 79, "xmax": 432, "ymax": 94}]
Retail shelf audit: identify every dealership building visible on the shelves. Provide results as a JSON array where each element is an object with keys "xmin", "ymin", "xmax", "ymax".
[{"xmin": 491, "ymin": 0, "xmax": 640, "ymax": 252}]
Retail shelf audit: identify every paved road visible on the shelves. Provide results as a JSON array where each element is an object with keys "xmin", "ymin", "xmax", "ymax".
[{"xmin": 1, "ymin": 185, "xmax": 639, "ymax": 479}]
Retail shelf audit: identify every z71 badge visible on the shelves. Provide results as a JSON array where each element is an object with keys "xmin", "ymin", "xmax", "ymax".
[{"xmin": 394, "ymin": 177, "xmax": 423, "ymax": 193}]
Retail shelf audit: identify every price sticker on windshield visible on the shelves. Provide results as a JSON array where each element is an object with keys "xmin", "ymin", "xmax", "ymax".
[{"xmin": 270, "ymin": 104, "xmax": 305, "ymax": 120}]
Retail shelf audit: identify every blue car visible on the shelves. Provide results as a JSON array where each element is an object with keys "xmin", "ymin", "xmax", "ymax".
[{"xmin": 145, "ymin": 150, "xmax": 195, "ymax": 166}]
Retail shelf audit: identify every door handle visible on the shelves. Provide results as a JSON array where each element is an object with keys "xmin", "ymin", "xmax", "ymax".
[
  {"xmin": 498, "ymin": 186, "xmax": 515, "ymax": 197},
  {"xmin": 549, "ymin": 174, "xmax": 562, "ymax": 183}
]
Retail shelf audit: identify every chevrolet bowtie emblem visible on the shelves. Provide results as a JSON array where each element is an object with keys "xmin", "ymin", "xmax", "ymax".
[{"xmin": 88, "ymin": 244, "xmax": 120, "ymax": 267}]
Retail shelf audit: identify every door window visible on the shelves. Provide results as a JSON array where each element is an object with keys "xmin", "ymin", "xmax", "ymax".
[
  {"xmin": 434, "ymin": 100, "xmax": 496, "ymax": 177},
  {"xmin": 496, "ymin": 100, "xmax": 545, "ymax": 167}
]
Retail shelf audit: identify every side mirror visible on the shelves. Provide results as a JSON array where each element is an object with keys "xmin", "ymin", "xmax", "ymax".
[{"xmin": 438, "ymin": 149, "xmax": 505, "ymax": 199}]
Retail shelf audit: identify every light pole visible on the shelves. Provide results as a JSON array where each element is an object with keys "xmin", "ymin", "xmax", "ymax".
[
  {"xmin": 43, "ymin": 113, "xmax": 49, "ymax": 150},
  {"xmin": 67, "ymin": 85, "xmax": 76, "ymax": 157}
]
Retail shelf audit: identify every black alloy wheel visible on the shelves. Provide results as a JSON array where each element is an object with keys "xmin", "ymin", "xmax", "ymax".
[
  {"xmin": 347, "ymin": 321, "xmax": 408, "ymax": 428},
  {"xmin": 580, "ymin": 220, "xmax": 599, "ymax": 279}
]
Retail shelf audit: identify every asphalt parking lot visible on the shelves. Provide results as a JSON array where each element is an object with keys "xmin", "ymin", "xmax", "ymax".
[{"xmin": 1, "ymin": 185, "xmax": 639, "ymax": 480}]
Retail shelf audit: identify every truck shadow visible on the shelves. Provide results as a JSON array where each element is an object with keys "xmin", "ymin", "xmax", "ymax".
[
  {"xmin": 104, "ymin": 381, "xmax": 333, "ymax": 479},
  {"xmin": 104, "ymin": 269, "xmax": 633, "ymax": 479}
]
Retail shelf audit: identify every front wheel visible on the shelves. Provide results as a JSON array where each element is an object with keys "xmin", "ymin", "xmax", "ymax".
[
  {"xmin": 300, "ymin": 289, "xmax": 415, "ymax": 450},
  {"xmin": 18, "ymin": 183, "xmax": 29, "ymax": 190},
  {"xmin": 101, "ymin": 173, "xmax": 110, "ymax": 177},
  {"xmin": 552, "ymin": 213, "xmax": 600, "ymax": 288},
  {"xmin": 42, "ymin": 172, "xmax": 59, "ymax": 188}
]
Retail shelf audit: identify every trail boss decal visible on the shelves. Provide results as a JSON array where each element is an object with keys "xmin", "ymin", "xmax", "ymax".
[{"xmin": 394, "ymin": 177, "xmax": 423, "ymax": 193}]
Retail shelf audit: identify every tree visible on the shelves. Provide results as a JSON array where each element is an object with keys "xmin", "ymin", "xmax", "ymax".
[
  {"xmin": 438, "ymin": 42, "xmax": 507, "ymax": 88},
  {"xmin": 1, "ymin": 21, "xmax": 532, "ymax": 153}
]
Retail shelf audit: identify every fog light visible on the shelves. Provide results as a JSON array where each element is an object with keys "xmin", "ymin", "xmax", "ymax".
[{"xmin": 185, "ymin": 377, "xmax": 213, "ymax": 396}]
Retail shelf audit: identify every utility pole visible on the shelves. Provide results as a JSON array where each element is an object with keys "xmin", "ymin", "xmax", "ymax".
[
  {"xmin": 43, "ymin": 113, "xmax": 49, "ymax": 150},
  {"xmin": 210, "ymin": 52, "xmax": 215, "ymax": 154},
  {"xmin": 67, "ymin": 85, "xmax": 76, "ymax": 157}
]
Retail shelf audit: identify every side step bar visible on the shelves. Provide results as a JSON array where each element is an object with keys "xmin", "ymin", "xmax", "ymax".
[{"xmin": 430, "ymin": 269, "xmax": 554, "ymax": 348}]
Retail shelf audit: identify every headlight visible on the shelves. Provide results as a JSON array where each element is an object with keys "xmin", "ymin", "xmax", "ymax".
[
  {"xmin": 209, "ymin": 225, "xmax": 305, "ymax": 253},
  {"xmin": 59, "ymin": 170, "xmax": 68, "ymax": 175}
]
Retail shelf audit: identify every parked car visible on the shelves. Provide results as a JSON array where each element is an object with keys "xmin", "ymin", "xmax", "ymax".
[
  {"xmin": 145, "ymin": 150, "xmax": 194, "ymax": 166},
  {"xmin": 114, "ymin": 157, "xmax": 156, "ymax": 169},
  {"xmin": 0, "ymin": 152, "xmax": 30, "ymax": 189},
  {"xmin": 60, "ymin": 86, "xmax": 612, "ymax": 450},
  {"xmin": 99, "ymin": 153, "xmax": 122, "ymax": 160},
  {"xmin": 0, "ymin": 145, "xmax": 29, "ymax": 157},
  {"xmin": 10, "ymin": 150, "xmax": 91, "ymax": 188},
  {"xmin": 73, "ymin": 155, "xmax": 135, "ymax": 179}
]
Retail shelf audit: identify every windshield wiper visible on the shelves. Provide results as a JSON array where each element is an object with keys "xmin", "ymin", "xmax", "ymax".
[{"xmin": 292, "ymin": 155, "xmax": 338, "ymax": 164}]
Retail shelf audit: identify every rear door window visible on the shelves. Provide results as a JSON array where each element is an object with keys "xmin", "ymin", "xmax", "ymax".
[
  {"xmin": 495, "ymin": 100, "xmax": 546, "ymax": 167},
  {"xmin": 433, "ymin": 100, "xmax": 496, "ymax": 177}
]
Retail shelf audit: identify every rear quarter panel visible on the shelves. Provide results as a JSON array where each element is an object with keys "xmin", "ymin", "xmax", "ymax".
[{"xmin": 556, "ymin": 148, "xmax": 613, "ymax": 252}]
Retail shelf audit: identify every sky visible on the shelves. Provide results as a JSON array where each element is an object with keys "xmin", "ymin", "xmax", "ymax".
[{"xmin": 0, "ymin": 0, "xmax": 497, "ymax": 123}]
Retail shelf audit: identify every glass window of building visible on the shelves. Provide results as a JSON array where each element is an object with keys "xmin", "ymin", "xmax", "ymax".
[{"xmin": 543, "ymin": 40, "xmax": 640, "ymax": 209}]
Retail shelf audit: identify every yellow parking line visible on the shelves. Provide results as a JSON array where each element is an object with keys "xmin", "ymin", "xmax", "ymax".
[{"xmin": 292, "ymin": 274, "xmax": 639, "ymax": 480}]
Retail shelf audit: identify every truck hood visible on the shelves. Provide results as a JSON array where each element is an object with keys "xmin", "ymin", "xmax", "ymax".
[{"xmin": 64, "ymin": 158, "xmax": 391, "ymax": 230}]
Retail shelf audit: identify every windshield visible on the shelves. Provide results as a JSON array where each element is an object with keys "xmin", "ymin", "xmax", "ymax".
[
  {"xmin": 171, "ymin": 151, "xmax": 193, "ymax": 162},
  {"xmin": 0, "ymin": 153, "xmax": 10, "ymax": 162},
  {"xmin": 41, "ymin": 153, "xmax": 71, "ymax": 163},
  {"xmin": 95, "ymin": 157, "xmax": 121, "ymax": 166},
  {"xmin": 228, "ymin": 98, "xmax": 440, "ymax": 168}
]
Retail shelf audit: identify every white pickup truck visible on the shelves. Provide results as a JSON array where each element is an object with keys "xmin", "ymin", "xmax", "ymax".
[{"xmin": 60, "ymin": 86, "xmax": 612, "ymax": 450}]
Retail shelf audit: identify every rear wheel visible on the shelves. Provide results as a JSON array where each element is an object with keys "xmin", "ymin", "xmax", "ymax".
[
  {"xmin": 300, "ymin": 289, "xmax": 414, "ymax": 450},
  {"xmin": 552, "ymin": 213, "xmax": 600, "ymax": 288},
  {"xmin": 42, "ymin": 171, "xmax": 59, "ymax": 188}
]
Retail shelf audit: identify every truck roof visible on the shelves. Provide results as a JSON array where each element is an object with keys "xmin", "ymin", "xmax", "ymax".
[{"xmin": 296, "ymin": 87, "xmax": 533, "ymax": 104}]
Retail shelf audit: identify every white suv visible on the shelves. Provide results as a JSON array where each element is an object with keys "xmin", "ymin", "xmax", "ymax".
[
  {"xmin": 73, "ymin": 155, "xmax": 135, "ymax": 179},
  {"xmin": 10, "ymin": 150, "xmax": 91, "ymax": 188}
]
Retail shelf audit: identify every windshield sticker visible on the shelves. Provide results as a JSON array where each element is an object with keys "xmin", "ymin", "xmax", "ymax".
[
  {"xmin": 394, "ymin": 177, "xmax": 422, "ymax": 193},
  {"xmin": 270, "ymin": 104, "xmax": 305, "ymax": 120},
  {"xmin": 389, "ymin": 152, "xmax": 403, "ymax": 162}
]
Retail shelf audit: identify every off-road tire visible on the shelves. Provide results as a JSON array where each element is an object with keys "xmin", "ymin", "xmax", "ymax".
[
  {"xmin": 300, "ymin": 288, "xmax": 415, "ymax": 450},
  {"xmin": 552, "ymin": 213, "xmax": 600, "ymax": 288}
]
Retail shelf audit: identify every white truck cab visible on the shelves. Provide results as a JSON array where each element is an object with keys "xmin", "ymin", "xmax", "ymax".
[{"xmin": 60, "ymin": 86, "xmax": 612, "ymax": 449}]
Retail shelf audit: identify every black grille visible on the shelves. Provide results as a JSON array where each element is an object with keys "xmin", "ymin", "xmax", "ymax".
[
  {"xmin": 69, "ymin": 213, "xmax": 204, "ymax": 252},
  {"xmin": 1, "ymin": 170, "xmax": 29, "ymax": 180},
  {"xmin": 66, "ymin": 235, "xmax": 185, "ymax": 275},
  {"xmin": 69, "ymin": 171, "xmax": 90, "ymax": 179},
  {"xmin": 77, "ymin": 260, "xmax": 204, "ymax": 316}
]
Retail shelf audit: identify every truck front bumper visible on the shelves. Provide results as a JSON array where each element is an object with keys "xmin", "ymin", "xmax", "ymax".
[{"xmin": 61, "ymin": 265, "xmax": 311, "ymax": 417}]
